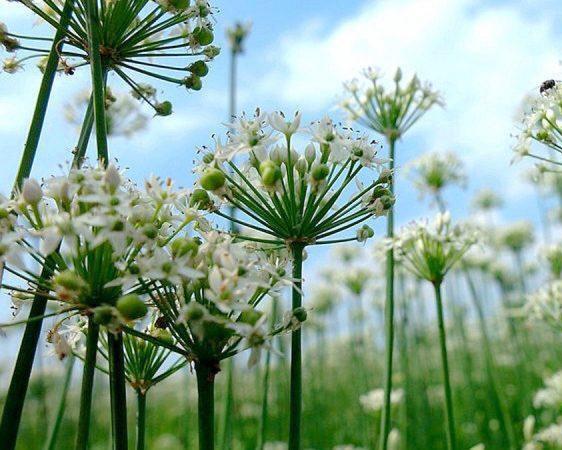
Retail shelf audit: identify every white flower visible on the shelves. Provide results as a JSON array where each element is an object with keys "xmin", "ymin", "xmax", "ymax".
[
  {"xmin": 103, "ymin": 164, "xmax": 122, "ymax": 191},
  {"xmin": 22, "ymin": 178, "xmax": 43, "ymax": 205},
  {"xmin": 359, "ymin": 388, "xmax": 403, "ymax": 412},
  {"xmin": 268, "ymin": 111, "xmax": 301, "ymax": 137}
]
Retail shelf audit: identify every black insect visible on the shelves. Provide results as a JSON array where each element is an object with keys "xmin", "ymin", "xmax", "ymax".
[{"xmin": 540, "ymin": 79, "xmax": 557, "ymax": 94}]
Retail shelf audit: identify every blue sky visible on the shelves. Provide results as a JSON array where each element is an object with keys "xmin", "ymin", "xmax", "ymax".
[{"xmin": 0, "ymin": 0, "xmax": 561, "ymax": 354}]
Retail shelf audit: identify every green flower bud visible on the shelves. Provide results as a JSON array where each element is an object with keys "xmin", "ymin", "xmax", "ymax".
[
  {"xmin": 202, "ymin": 153, "xmax": 214, "ymax": 164},
  {"xmin": 293, "ymin": 307, "xmax": 307, "ymax": 322},
  {"xmin": 142, "ymin": 224, "xmax": 158, "ymax": 240},
  {"xmin": 53, "ymin": 270, "xmax": 87, "ymax": 292},
  {"xmin": 93, "ymin": 305, "xmax": 115, "ymax": 326},
  {"xmin": 377, "ymin": 169, "xmax": 392, "ymax": 184},
  {"xmin": 184, "ymin": 74, "xmax": 202, "ymax": 91},
  {"xmin": 261, "ymin": 167, "xmax": 281, "ymax": 187},
  {"xmin": 259, "ymin": 160, "xmax": 277, "ymax": 175},
  {"xmin": 116, "ymin": 294, "xmax": 148, "ymax": 321},
  {"xmin": 296, "ymin": 157, "xmax": 307, "ymax": 176},
  {"xmin": 193, "ymin": 27, "xmax": 214, "ymax": 46},
  {"xmin": 189, "ymin": 188, "xmax": 212, "ymax": 209},
  {"xmin": 170, "ymin": 237, "xmax": 200, "ymax": 257},
  {"xmin": 155, "ymin": 101, "xmax": 173, "ymax": 116},
  {"xmin": 188, "ymin": 60, "xmax": 209, "ymax": 77},
  {"xmin": 311, "ymin": 164, "xmax": 329, "ymax": 181},
  {"xmin": 200, "ymin": 168, "xmax": 226, "ymax": 191}
]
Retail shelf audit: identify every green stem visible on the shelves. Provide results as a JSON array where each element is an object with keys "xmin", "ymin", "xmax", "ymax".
[
  {"xmin": 108, "ymin": 332, "xmax": 129, "ymax": 450},
  {"xmin": 71, "ymin": 94, "xmax": 95, "ymax": 168},
  {"xmin": 44, "ymin": 356, "xmax": 75, "ymax": 450},
  {"xmin": 85, "ymin": 0, "xmax": 109, "ymax": 164},
  {"xmin": 195, "ymin": 362, "xmax": 216, "ymax": 450},
  {"xmin": 219, "ymin": 359, "xmax": 234, "ymax": 450},
  {"xmin": 136, "ymin": 391, "xmax": 147, "ymax": 450},
  {"xmin": 75, "ymin": 318, "xmax": 100, "ymax": 450},
  {"xmin": 257, "ymin": 298, "xmax": 277, "ymax": 450},
  {"xmin": 11, "ymin": 0, "xmax": 75, "ymax": 192},
  {"xmin": 433, "ymin": 281, "xmax": 457, "ymax": 450},
  {"xmin": 379, "ymin": 137, "xmax": 396, "ymax": 450},
  {"xmin": 289, "ymin": 243, "xmax": 305, "ymax": 450},
  {"xmin": 465, "ymin": 270, "xmax": 517, "ymax": 450},
  {"xmin": 0, "ymin": 4, "xmax": 75, "ymax": 448}
]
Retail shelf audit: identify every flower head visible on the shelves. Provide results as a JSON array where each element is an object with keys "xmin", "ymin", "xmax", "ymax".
[
  {"xmin": 342, "ymin": 67, "xmax": 442, "ymax": 140},
  {"xmin": 390, "ymin": 212, "xmax": 477, "ymax": 284},
  {"xmin": 195, "ymin": 110, "xmax": 393, "ymax": 247}
]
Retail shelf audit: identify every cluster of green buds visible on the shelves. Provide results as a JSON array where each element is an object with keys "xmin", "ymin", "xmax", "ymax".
[
  {"xmin": 513, "ymin": 80, "xmax": 562, "ymax": 170},
  {"xmin": 389, "ymin": 212, "xmax": 477, "ymax": 285},
  {"xmin": 194, "ymin": 110, "xmax": 394, "ymax": 248},
  {"xmin": 1, "ymin": 0, "xmax": 219, "ymax": 115},
  {"xmin": 342, "ymin": 67, "xmax": 443, "ymax": 140}
]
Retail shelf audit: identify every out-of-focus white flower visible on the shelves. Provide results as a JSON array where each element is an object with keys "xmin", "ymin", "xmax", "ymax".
[
  {"xmin": 359, "ymin": 388, "xmax": 403, "ymax": 413},
  {"xmin": 525, "ymin": 281, "xmax": 562, "ymax": 329}
]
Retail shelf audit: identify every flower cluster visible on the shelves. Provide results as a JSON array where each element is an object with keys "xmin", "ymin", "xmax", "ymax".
[
  {"xmin": 513, "ymin": 81, "xmax": 562, "ymax": 169},
  {"xmin": 193, "ymin": 110, "xmax": 394, "ymax": 247},
  {"xmin": 389, "ymin": 212, "xmax": 477, "ymax": 284},
  {"xmin": 525, "ymin": 280, "xmax": 562, "ymax": 330},
  {"xmin": 1, "ymin": 0, "xmax": 219, "ymax": 115},
  {"xmin": 143, "ymin": 230, "xmax": 295, "ymax": 370},
  {"xmin": 0, "ymin": 164, "xmax": 207, "ymax": 335},
  {"xmin": 407, "ymin": 151, "xmax": 466, "ymax": 200},
  {"xmin": 342, "ymin": 67, "xmax": 443, "ymax": 139},
  {"xmin": 471, "ymin": 188, "xmax": 503, "ymax": 212},
  {"xmin": 496, "ymin": 221, "xmax": 534, "ymax": 253}
]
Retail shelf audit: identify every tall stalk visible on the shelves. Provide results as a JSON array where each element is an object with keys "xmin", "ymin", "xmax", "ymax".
[
  {"xmin": 433, "ymin": 282, "xmax": 457, "ymax": 450},
  {"xmin": 44, "ymin": 356, "xmax": 76, "ymax": 450},
  {"xmin": 75, "ymin": 318, "xmax": 100, "ymax": 450},
  {"xmin": 196, "ymin": 362, "xmax": 216, "ymax": 450},
  {"xmin": 0, "ymin": 3, "xmax": 76, "ymax": 447},
  {"xmin": 464, "ymin": 270, "xmax": 517, "ymax": 450},
  {"xmin": 288, "ymin": 243, "xmax": 305, "ymax": 450},
  {"xmin": 379, "ymin": 136, "xmax": 396, "ymax": 450},
  {"xmin": 257, "ymin": 298, "xmax": 278, "ymax": 450},
  {"xmin": 136, "ymin": 391, "xmax": 147, "ymax": 450},
  {"xmin": 220, "ymin": 46, "xmax": 238, "ymax": 450},
  {"xmin": 108, "ymin": 332, "xmax": 129, "ymax": 450}
]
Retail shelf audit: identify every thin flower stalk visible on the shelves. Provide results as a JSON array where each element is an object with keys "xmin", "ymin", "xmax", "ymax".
[
  {"xmin": 343, "ymin": 68, "xmax": 442, "ymax": 450},
  {"xmin": 389, "ymin": 212, "xmax": 476, "ymax": 450}
]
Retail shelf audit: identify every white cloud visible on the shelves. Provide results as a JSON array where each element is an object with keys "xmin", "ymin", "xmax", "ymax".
[{"xmin": 256, "ymin": 0, "xmax": 561, "ymax": 206}]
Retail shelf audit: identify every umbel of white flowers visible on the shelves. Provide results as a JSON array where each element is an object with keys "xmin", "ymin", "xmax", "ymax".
[
  {"xmin": 389, "ymin": 212, "xmax": 477, "ymax": 285},
  {"xmin": 513, "ymin": 80, "xmax": 562, "ymax": 171},
  {"xmin": 193, "ymin": 109, "xmax": 394, "ymax": 247},
  {"xmin": 342, "ymin": 67, "xmax": 443, "ymax": 140}
]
